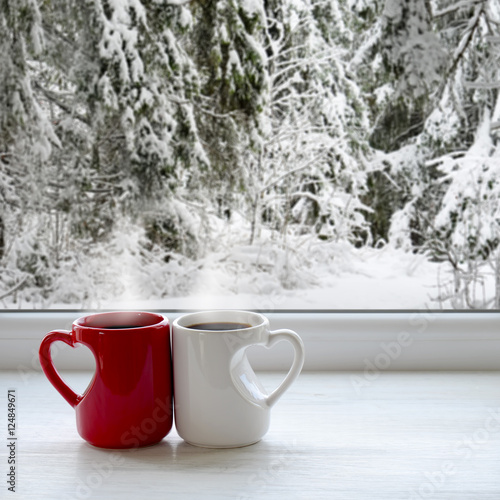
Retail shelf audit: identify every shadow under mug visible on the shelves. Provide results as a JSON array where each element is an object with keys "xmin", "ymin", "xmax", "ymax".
[
  {"xmin": 39, "ymin": 311, "xmax": 173, "ymax": 449},
  {"xmin": 172, "ymin": 310, "xmax": 305, "ymax": 448}
]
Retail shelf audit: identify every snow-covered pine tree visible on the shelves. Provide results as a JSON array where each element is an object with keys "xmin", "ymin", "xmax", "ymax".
[
  {"xmin": 368, "ymin": 0, "xmax": 447, "ymax": 152},
  {"xmin": 353, "ymin": 0, "xmax": 500, "ymax": 308},
  {"xmin": 0, "ymin": 0, "xmax": 211, "ymax": 305},
  {"xmin": 422, "ymin": 0, "xmax": 500, "ymax": 307},
  {"xmin": 350, "ymin": 0, "xmax": 485, "ymax": 250},
  {"xmin": 428, "ymin": 110, "xmax": 500, "ymax": 308},
  {"xmin": 39, "ymin": 0, "xmax": 206, "ymax": 250},
  {"xmin": 0, "ymin": 0, "xmax": 60, "ymax": 304},
  {"xmin": 184, "ymin": 0, "xmax": 268, "ymax": 224},
  {"xmin": 398, "ymin": 0, "xmax": 500, "ymax": 255}
]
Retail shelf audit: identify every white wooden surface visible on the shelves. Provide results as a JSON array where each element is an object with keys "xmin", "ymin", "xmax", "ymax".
[{"xmin": 1, "ymin": 370, "xmax": 500, "ymax": 499}]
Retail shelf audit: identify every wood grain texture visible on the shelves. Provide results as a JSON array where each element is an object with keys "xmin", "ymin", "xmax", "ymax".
[{"xmin": 1, "ymin": 370, "xmax": 499, "ymax": 499}]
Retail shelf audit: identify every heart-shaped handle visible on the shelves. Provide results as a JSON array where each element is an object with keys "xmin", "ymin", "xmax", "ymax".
[
  {"xmin": 230, "ymin": 328, "xmax": 305, "ymax": 409},
  {"xmin": 39, "ymin": 330, "xmax": 83, "ymax": 408},
  {"xmin": 264, "ymin": 329, "xmax": 305, "ymax": 408}
]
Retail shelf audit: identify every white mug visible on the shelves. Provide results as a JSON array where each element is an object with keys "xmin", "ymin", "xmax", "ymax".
[{"xmin": 172, "ymin": 310, "xmax": 305, "ymax": 448}]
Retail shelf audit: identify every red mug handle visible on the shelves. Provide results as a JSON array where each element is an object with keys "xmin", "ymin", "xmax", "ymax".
[{"xmin": 39, "ymin": 331, "xmax": 83, "ymax": 408}]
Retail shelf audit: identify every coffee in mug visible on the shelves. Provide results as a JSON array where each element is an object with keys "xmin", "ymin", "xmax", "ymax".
[
  {"xmin": 39, "ymin": 311, "xmax": 172, "ymax": 449},
  {"xmin": 173, "ymin": 310, "xmax": 305, "ymax": 448}
]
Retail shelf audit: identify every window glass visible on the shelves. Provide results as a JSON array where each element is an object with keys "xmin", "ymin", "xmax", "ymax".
[{"xmin": 1, "ymin": 1, "xmax": 499, "ymax": 310}]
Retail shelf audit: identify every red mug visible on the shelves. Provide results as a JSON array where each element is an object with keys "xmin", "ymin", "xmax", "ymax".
[{"xmin": 39, "ymin": 311, "xmax": 172, "ymax": 449}]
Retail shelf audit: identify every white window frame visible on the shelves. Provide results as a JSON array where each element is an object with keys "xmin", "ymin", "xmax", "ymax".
[{"xmin": 1, "ymin": 310, "xmax": 500, "ymax": 371}]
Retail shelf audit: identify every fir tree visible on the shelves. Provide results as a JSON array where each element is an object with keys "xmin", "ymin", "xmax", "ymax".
[{"xmin": 0, "ymin": 0, "xmax": 59, "ymax": 303}]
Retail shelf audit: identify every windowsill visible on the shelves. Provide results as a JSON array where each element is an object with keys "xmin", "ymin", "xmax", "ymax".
[
  {"xmin": 4, "ymin": 370, "xmax": 500, "ymax": 498},
  {"xmin": 2, "ymin": 310, "xmax": 500, "ymax": 371}
]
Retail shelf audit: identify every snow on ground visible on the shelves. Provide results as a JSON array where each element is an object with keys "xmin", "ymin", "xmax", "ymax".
[
  {"xmin": 11, "ymin": 227, "xmax": 491, "ymax": 311},
  {"xmin": 95, "ymin": 245, "xmax": 446, "ymax": 311}
]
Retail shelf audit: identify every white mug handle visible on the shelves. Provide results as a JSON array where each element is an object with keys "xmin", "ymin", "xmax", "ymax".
[
  {"xmin": 264, "ymin": 329, "xmax": 305, "ymax": 407},
  {"xmin": 230, "ymin": 328, "xmax": 305, "ymax": 409}
]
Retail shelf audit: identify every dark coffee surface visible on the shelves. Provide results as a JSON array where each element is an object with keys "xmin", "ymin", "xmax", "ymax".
[{"xmin": 187, "ymin": 322, "xmax": 251, "ymax": 331}]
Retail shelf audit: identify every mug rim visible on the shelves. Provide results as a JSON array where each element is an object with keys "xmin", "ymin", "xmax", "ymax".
[
  {"xmin": 74, "ymin": 311, "xmax": 167, "ymax": 330},
  {"xmin": 173, "ymin": 310, "xmax": 267, "ymax": 332}
]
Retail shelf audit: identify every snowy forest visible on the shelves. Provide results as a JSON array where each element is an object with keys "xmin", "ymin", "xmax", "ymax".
[{"xmin": 1, "ymin": 0, "xmax": 500, "ymax": 309}]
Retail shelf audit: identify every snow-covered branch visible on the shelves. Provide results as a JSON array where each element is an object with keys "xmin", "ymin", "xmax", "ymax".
[
  {"xmin": 165, "ymin": 0, "xmax": 192, "ymax": 5},
  {"xmin": 32, "ymin": 81, "xmax": 90, "ymax": 126},
  {"xmin": 260, "ymin": 152, "xmax": 329, "ymax": 194},
  {"xmin": 433, "ymin": 0, "xmax": 485, "ymax": 19},
  {"xmin": 0, "ymin": 278, "xmax": 29, "ymax": 302}
]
